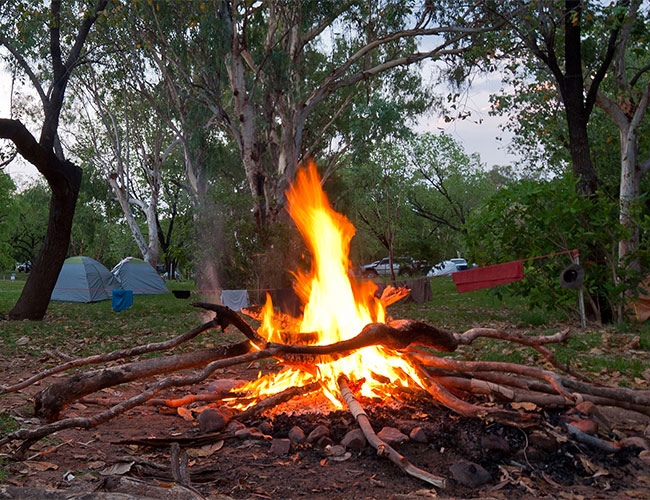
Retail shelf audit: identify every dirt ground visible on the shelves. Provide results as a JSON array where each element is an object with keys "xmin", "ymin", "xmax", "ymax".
[{"xmin": 1, "ymin": 351, "xmax": 650, "ymax": 500}]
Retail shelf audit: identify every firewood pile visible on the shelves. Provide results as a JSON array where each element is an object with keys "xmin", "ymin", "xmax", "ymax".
[{"xmin": 2, "ymin": 302, "xmax": 649, "ymax": 492}]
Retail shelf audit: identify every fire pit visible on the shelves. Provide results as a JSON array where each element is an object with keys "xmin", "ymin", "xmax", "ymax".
[{"xmin": 2, "ymin": 162, "xmax": 649, "ymax": 496}]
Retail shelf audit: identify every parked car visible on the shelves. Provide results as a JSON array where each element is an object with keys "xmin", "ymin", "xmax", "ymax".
[
  {"xmin": 427, "ymin": 258, "xmax": 468, "ymax": 277},
  {"xmin": 361, "ymin": 257, "xmax": 417, "ymax": 277}
]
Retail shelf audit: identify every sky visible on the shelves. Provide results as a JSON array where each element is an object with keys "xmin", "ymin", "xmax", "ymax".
[{"xmin": 0, "ymin": 62, "xmax": 518, "ymax": 188}]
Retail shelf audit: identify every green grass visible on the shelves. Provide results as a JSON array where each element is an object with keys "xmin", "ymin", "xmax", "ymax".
[
  {"xmin": 1, "ymin": 276, "xmax": 649, "ymax": 382},
  {"xmin": 0, "ymin": 279, "xmax": 241, "ymax": 357}
]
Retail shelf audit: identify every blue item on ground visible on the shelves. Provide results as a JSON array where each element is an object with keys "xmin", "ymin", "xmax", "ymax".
[{"xmin": 112, "ymin": 289, "xmax": 133, "ymax": 312}]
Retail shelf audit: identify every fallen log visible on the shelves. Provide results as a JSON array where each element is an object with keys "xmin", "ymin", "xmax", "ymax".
[{"xmin": 34, "ymin": 341, "xmax": 252, "ymax": 421}]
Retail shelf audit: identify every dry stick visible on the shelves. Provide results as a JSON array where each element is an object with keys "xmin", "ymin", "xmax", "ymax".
[
  {"xmin": 430, "ymin": 370, "xmax": 650, "ymax": 416},
  {"xmin": 407, "ymin": 349, "xmax": 570, "ymax": 397},
  {"xmin": 170, "ymin": 442, "xmax": 190, "ymax": 485},
  {"xmin": 4, "ymin": 321, "xmax": 457, "ymax": 453},
  {"xmin": 0, "ymin": 349, "xmax": 278, "ymax": 453},
  {"xmin": 233, "ymin": 381, "xmax": 321, "ymax": 422},
  {"xmin": 0, "ymin": 319, "xmax": 219, "ymax": 395},
  {"xmin": 34, "ymin": 341, "xmax": 252, "ymax": 421},
  {"xmin": 410, "ymin": 362, "xmax": 524, "ymax": 422},
  {"xmin": 33, "ymin": 318, "xmax": 456, "ymax": 423},
  {"xmin": 454, "ymin": 327, "xmax": 588, "ymax": 381},
  {"xmin": 337, "ymin": 377, "xmax": 447, "ymax": 489},
  {"xmin": 412, "ymin": 351, "xmax": 650, "ymax": 411}
]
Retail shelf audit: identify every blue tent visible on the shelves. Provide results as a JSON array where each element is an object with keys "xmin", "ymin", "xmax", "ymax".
[
  {"xmin": 111, "ymin": 257, "xmax": 169, "ymax": 295},
  {"xmin": 51, "ymin": 256, "xmax": 121, "ymax": 303}
]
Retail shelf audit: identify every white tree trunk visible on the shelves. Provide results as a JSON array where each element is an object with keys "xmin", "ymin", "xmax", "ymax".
[{"xmin": 618, "ymin": 125, "xmax": 641, "ymax": 271}]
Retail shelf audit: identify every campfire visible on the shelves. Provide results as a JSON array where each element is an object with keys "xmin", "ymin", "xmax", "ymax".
[
  {"xmin": 2, "ymin": 162, "xmax": 650, "ymax": 492},
  {"xmin": 233, "ymin": 162, "xmax": 427, "ymax": 410}
]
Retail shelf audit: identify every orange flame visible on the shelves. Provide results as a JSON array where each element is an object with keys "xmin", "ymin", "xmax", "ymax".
[{"xmin": 235, "ymin": 161, "xmax": 424, "ymax": 409}]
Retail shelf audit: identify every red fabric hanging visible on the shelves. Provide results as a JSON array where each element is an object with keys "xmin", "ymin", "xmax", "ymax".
[{"xmin": 453, "ymin": 260, "xmax": 524, "ymax": 293}]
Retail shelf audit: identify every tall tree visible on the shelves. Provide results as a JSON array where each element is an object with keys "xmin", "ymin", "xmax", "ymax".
[
  {"xmin": 592, "ymin": 0, "xmax": 650, "ymax": 269},
  {"xmin": 477, "ymin": 0, "xmax": 630, "ymax": 195},
  {"xmin": 132, "ymin": 0, "xmax": 497, "ymax": 230},
  {"xmin": 0, "ymin": 0, "xmax": 110, "ymax": 320}
]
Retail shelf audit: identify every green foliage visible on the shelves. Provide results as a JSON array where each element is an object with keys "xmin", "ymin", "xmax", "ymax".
[{"xmin": 464, "ymin": 174, "xmax": 634, "ymax": 317}]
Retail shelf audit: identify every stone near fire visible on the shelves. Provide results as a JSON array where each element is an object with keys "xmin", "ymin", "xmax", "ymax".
[
  {"xmin": 235, "ymin": 427, "xmax": 266, "ymax": 440},
  {"xmin": 270, "ymin": 438, "xmax": 291, "ymax": 455},
  {"xmin": 307, "ymin": 425, "xmax": 330, "ymax": 443},
  {"xmin": 288, "ymin": 426, "xmax": 306, "ymax": 443},
  {"xmin": 377, "ymin": 427, "xmax": 408, "ymax": 446},
  {"xmin": 528, "ymin": 430, "xmax": 558, "ymax": 453},
  {"xmin": 409, "ymin": 427, "xmax": 428, "ymax": 444},
  {"xmin": 198, "ymin": 408, "xmax": 232, "ymax": 433},
  {"xmin": 449, "ymin": 460, "xmax": 491, "ymax": 488},
  {"xmin": 480, "ymin": 434, "xmax": 510, "ymax": 456},
  {"xmin": 317, "ymin": 436, "xmax": 334, "ymax": 448},
  {"xmin": 341, "ymin": 429, "xmax": 367, "ymax": 450},
  {"xmin": 258, "ymin": 420, "xmax": 273, "ymax": 435},
  {"xmin": 225, "ymin": 420, "xmax": 246, "ymax": 434}
]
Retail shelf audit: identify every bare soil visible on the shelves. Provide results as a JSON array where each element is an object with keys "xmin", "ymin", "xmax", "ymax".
[{"xmin": 1, "ymin": 350, "xmax": 650, "ymax": 499}]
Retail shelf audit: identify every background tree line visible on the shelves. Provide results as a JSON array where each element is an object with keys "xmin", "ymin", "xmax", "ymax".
[{"xmin": 0, "ymin": 0, "xmax": 648, "ymax": 323}]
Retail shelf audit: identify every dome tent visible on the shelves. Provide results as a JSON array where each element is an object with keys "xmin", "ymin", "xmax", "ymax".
[
  {"xmin": 111, "ymin": 257, "xmax": 169, "ymax": 295},
  {"xmin": 51, "ymin": 256, "xmax": 122, "ymax": 303}
]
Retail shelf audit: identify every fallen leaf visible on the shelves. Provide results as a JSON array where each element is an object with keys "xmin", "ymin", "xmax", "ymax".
[
  {"xmin": 176, "ymin": 407, "xmax": 194, "ymax": 421},
  {"xmin": 186, "ymin": 441, "xmax": 224, "ymax": 458},
  {"xmin": 638, "ymin": 475, "xmax": 650, "ymax": 484},
  {"xmin": 99, "ymin": 461, "xmax": 134, "ymax": 476},
  {"xmin": 23, "ymin": 461, "xmax": 58, "ymax": 471},
  {"xmin": 15, "ymin": 336, "xmax": 29, "ymax": 346},
  {"xmin": 624, "ymin": 490, "xmax": 650, "ymax": 498},
  {"xmin": 510, "ymin": 402, "xmax": 538, "ymax": 411},
  {"xmin": 86, "ymin": 461, "xmax": 106, "ymax": 470}
]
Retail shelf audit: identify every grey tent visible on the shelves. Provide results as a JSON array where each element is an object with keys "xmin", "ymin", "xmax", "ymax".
[
  {"xmin": 51, "ymin": 256, "xmax": 122, "ymax": 303},
  {"xmin": 111, "ymin": 257, "xmax": 169, "ymax": 295}
]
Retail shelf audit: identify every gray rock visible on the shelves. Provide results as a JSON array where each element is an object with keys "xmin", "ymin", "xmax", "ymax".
[
  {"xmin": 307, "ymin": 425, "xmax": 330, "ymax": 443},
  {"xmin": 225, "ymin": 420, "xmax": 246, "ymax": 433},
  {"xmin": 288, "ymin": 426, "xmax": 306, "ymax": 443},
  {"xmin": 197, "ymin": 408, "xmax": 232, "ymax": 433},
  {"xmin": 449, "ymin": 460, "xmax": 491, "ymax": 487},
  {"xmin": 481, "ymin": 434, "xmax": 510, "ymax": 455},
  {"xmin": 409, "ymin": 427, "xmax": 428, "ymax": 444},
  {"xmin": 269, "ymin": 438, "xmax": 291, "ymax": 455},
  {"xmin": 317, "ymin": 436, "xmax": 334, "ymax": 448},
  {"xmin": 235, "ymin": 427, "xmax": 266, "ymax": 440},
  {"xmin": 377, "ymin": 427, "xmax": 408, "ymax": 446},
  {"xmin": 258, "ymin": 421, "xmax": 273, "ymax": 435},
  {"xmin": 341, "ymin": 429, "xmax": 367, "ymax": 450}
]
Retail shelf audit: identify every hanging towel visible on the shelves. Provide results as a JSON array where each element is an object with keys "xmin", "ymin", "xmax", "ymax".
[
  {"xmin": 453, "ymin": 261, "xmax": 524, "ymax": 293},
  {"xmin": 220, "ymin": 290, "xmax": 250, "ymax": 311},
  {"xmin": 112, "ymin": 289, "xmax": 133, "ymax": 312}
]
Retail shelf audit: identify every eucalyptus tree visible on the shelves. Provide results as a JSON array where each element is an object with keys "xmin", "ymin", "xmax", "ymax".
[
  {"xmin": 69, "ymin": 66, "xmax": 182, "ymax": 267},
  {"xmin": 0, "ymin": 0, "xmax": 111, "ymax": 320},
  {"xmin": 591, "ymin": 0, "xmax": 650, "ymax": 269},
  {"xmin": 124, "ymin": 0, "xmax": 498, "ymax": 231}
]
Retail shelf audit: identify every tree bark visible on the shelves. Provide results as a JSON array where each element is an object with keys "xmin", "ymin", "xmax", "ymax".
[{"xmin": 8, "ymin": 160, "xmax": 81, "ymax": 320}]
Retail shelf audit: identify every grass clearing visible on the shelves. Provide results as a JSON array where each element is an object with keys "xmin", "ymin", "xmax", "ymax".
[{"xmin": 1, "ymin": 276, "xmax": 648, "ymax": 384}]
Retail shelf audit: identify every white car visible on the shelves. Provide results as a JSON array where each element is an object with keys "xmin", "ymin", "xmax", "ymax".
[{"xmin": 427, "ymin": 258, "xmax": 468, "ymax": 277}]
